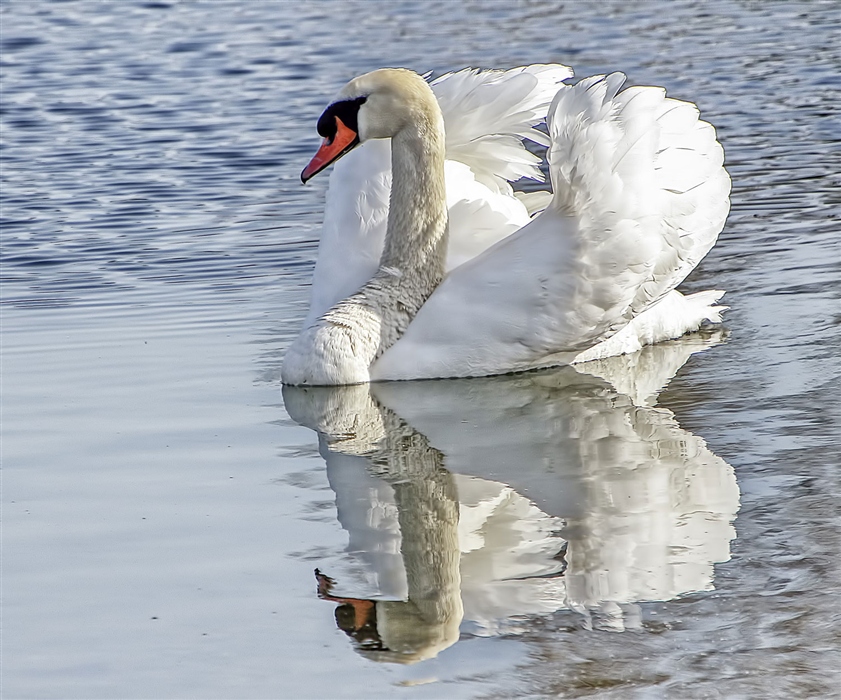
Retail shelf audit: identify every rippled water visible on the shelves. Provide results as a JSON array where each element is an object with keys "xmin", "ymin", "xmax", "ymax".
[{"xmin": 3, "ymin": 2, "xmax": 839, "ymax": 698}]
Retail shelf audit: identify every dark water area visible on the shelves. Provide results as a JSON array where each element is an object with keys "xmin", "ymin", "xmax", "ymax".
[{"xmin": 2, "ymin": 1, "xmax": 839, "ymax": 698}]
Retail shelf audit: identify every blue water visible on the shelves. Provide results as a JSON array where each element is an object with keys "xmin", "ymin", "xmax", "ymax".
[{"xmin": 2, "ymin": 1, "xmax": 839, "ymax": 698}]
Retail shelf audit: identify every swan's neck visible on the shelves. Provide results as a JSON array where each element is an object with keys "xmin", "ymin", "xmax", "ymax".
[
  {"xmin": 283, "ymin": 101, "xmax": 448, "ymax": 386},
  {"xmin": 380, "ymin": 121, "xmax": 448, "ymax": 277},
  {"xmin": 323, "ymin": 111, "xmax": 448, "ymax": 364}
]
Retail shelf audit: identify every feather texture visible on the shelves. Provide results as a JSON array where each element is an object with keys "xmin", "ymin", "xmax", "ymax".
[
  {"xmin": 305, "ymin": 65, "xmax": 570, "ymax": 324},
  {"xmin": 372, "ymin": 73, "xmax": 730, "ymax": 380},
  {"xmin": 286, "ymin": 67, "xmax": 731, "ymax": 384}
]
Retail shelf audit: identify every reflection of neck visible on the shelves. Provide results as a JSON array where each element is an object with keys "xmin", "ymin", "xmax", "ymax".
[
  {"xmin": 289, "ymin": 384, "xmax": 464, "ymax": 662},
  {"xmin": 366, "ymin": 406, "xmax": 463, "ymax": 660},
  {"xmin": 296, "ymin": 384, "xmax": 463, "ymax": 628}
]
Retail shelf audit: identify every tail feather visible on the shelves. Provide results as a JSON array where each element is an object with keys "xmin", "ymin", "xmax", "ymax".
[
  {"xmin": 684, "ymin": 289, "xmax": 729, "ymax": 324},
  {"xmin": 571, "ymin": 290, "xmax": 728, "ymax": 364}
]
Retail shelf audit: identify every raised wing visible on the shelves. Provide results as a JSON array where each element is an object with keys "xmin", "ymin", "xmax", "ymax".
[
  {"xmin": 304, "ymin": 65, "xmax": 572, "ymax": 324},
  {"xmin": 431, "ymin": 64, "xmax": 572, "ymax": 192},
  {"xmin": 373, "ymin": 74, "xmax": 731, "ymax": 380},
  {"xmin": 548, "ymin": 74, "xmax": 731, "ymax": 324}
]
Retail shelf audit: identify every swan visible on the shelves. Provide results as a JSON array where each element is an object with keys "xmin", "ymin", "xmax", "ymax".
[{"xmin": 282, "ymin": 66, "xmax": 730, "ymax": 385}]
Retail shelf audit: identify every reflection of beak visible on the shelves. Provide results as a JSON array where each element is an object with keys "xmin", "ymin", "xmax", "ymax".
[
  {"xmin": 315, "ymin": 568, "xmax": 376, "ymax": 629},
  {"xmin": 315, "ymin": 568, "xmax": 380, "ymax": 650},
  {"xmin": 301, "ymin": 117, "xmax": 359, "ymax": 183},
  {"xmin": 336, "ymin": 599, "xmax": 376, "ymax": 631}
]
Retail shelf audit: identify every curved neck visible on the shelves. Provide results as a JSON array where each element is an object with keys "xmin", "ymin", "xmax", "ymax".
[
  {"xmin": 332, "ymin": 106, "xmax": 448, "ymax": 352},
  {"xmin": 310, "ymin": 100, "xmax": 449, "ymax": 383},
  {"xmin": 380, "ymin": 116, "xmax": 448, "ymax": 278}
]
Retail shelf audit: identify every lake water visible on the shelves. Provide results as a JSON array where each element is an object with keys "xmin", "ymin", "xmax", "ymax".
[{"xmin": 2, "ymin": 1, "xmax": 839, "ymax": 698}]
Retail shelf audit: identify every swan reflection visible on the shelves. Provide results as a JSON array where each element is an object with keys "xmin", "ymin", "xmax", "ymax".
[{"xmin": 283, "ymin": 333, "xmax": 738, "ymax": 663}]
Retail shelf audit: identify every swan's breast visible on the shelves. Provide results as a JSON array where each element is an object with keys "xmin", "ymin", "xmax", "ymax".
[{"xmin": 281, "ymin": 313, "xmax": 382, "ymax": 386}]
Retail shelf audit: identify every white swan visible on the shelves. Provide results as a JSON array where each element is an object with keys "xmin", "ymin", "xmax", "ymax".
[{"xmin": 282, "ymin": 66, "xmax": 730, "ymax": 385}]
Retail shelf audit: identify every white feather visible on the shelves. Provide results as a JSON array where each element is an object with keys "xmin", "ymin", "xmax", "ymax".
[
  {"xmin": 373, "ymin": 73, "xmax": 731, "ymax": 380},
  {"xmin": 304, "ymin": 65, "xmax": 570, "ymax": 324},
  {"xmin": 287, "ymin": 68, "xmax": 731, "ymax": 384}
]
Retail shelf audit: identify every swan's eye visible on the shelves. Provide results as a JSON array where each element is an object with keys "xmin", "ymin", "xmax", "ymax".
[{"xmin": 317, "ymin": 96, "xmax": 367, "ymax": 140}]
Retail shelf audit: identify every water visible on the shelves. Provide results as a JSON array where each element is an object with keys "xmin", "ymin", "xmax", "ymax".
[{"xmin": 2, "ymin": 1, "xmax": 839, "ymax": 698}]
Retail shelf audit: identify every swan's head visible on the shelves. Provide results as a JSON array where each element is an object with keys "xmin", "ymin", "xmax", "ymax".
[{"xmin": 301, "ymin": 68, "xmax": 439, "ymax": 182}]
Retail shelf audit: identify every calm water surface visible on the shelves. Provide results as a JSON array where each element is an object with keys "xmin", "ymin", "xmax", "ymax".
[{"xmin": 2, "ymin": 2, "xmax": 839, "ymax": 698}]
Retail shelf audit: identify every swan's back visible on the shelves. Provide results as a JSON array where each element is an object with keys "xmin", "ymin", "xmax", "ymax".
[{"xmin": 372, "ymin": 73, "xmax": 731, "ymax": 380}]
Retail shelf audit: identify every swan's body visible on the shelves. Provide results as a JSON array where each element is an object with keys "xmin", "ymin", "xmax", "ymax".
[{"xmin": 283, "ymin": 66, "xmax": 730, "ymax": 385}]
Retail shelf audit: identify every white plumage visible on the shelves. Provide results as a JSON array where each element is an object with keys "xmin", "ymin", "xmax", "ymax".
[{"xmin": 284, "ymin": 65, "xmax": 730, "ymax": 385}]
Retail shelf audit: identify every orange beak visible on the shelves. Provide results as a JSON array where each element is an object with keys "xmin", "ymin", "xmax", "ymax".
[{"xmin": 301, "ymin": 116, "xmax": 359, "ymax": 183}]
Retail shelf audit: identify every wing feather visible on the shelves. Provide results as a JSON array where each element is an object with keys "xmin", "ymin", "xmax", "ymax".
[
  {"xmin": 432, "ymin": 64, "xmax": 573, "ymax": 190},
  {"xmin": 305, "ymin": 65, "xmax": 572, "ymax": 323},
  {"xmin": 373, "ymin": 73, "xmax": 730, "ymax": 380}
]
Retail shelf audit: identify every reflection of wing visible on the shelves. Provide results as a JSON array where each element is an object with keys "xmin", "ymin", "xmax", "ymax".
[
  {"xmin": 305, "ymin": 65, "xmax": 570, "ymax": 325},
  {"xmin": 320, "ymin": 447, "xmax": 407, "ymax": 601},
  {"xmin": 373, "ymin": 346, "xmax": 739, "ymax": 612},
  {"xmin": 372, "ymin": 333, "xmax": 725, "ymax": 480},
  {"xmin": 455, "ymin": 474, "xmax": 567, "ymax": 636},
  {"xmin": 284, "ymin": 339, "xmax": 739, "ymax": 648},
  {"xmin": 573, "ymin": 329, "xmax": 726, "ymax": 406},
  {"xmin": 373, "ymin": 368, "xmax": 597, "ymax": 518}
]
